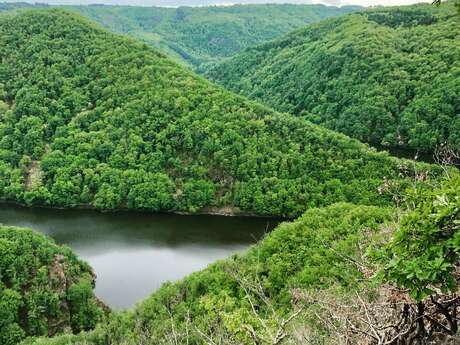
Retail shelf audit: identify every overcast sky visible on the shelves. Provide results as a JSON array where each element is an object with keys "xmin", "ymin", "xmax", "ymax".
[{"xmin": 1, "ymin": 0, "xmax": 431, "ymax": 7}]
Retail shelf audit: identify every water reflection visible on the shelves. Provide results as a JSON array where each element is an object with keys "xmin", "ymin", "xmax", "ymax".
[{"xmin": 0, "ymin": 204, "xmax": 278, "ymax": 309}]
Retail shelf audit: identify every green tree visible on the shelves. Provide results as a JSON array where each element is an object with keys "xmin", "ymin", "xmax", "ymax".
[{"xmin": 378, "ymin": 175, "xmax": 460, "ymax": 301}]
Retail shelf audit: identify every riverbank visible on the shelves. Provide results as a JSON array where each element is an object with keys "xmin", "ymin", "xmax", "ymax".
[
  {"xmin": 0, "ymin": 200, "xmax": 287, "ymax": 220},
  {"xmin": 0, "ymin": 203, "xmax": 279, "ymax": 309}
]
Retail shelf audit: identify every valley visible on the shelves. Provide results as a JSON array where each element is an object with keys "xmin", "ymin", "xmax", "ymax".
[
  {"xmin": 0, "ymin": 204, "xmax": 276, "ymax": 309},
  {"xmin": 0, "ymin": 9, "xmax": 431, "ymax": 219},
  {"xmin": 0, "ymin": 2, "xmax": 458, "ymax": 345},
  {"xmin": 206, "ymin": 2, "xmax": 460, "ymax": 153},
  {"xmin": 0, "ymin": 2, "xmax": 361, "ymax": 67}
]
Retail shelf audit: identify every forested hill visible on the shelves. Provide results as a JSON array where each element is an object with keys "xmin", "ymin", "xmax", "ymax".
[
  {"xmin": 68, "ymin": 4, "xmax": 360, "ymax": 67},
  {"xmin": 21, "ymin": 175, "xmax": 460, "ymax": 345},
  {"xmin": 0, "ymin": 9, "xmax": 436, "ymax": 217},
  {"xmin": 205, "ymin": 2, "xmax": 460, "ymax": 154},
  {"xmin": 0, "ymin": 2, "xmax": 40, "ymax": 11},
  {"xmin": 0, "ymin": 3, "xmax": 360, "ymax": 67},
  {"xmin": 0, "ymin": 226, "xmax": 104, "ymax": 345}
]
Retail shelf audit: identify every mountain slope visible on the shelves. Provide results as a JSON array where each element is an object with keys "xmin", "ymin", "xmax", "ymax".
[
  {"xmin": 21, "ymin": 174, "xmax": 460, "ymax": 345},
  {"xmin": 22, "ymin": 202, "xmax": 395, "ymax": 345},
  {"xmin": 0, "ymin": 226, "xmax": 103, "ymax": 345},
  {"xmin": 0, "ymin": 10, "xmax": 437, "ymax": 218},
  {"xmin": 64, "ymin": 4, "xmax": 360, "ymax": 67},
  {"xmin": 206, "ymin": 3, "xmax": 460, "ymax": 153},
  {"xmin": 0, "ymin": 2, "xmax": 39, "ymax": 12}
]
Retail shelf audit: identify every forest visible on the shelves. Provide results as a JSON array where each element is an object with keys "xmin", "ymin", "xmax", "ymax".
[
  {"xmin": 206, "ymin": 3, "xmax": 460, "ymax": 154},
  {"xmin": 0, "ymin": 2, "xmax": 458, "ymax": 345},
  {"xmin": 0, "ymin": 226, "xmax": 104, "ymax": 345},
  {"xmin": 0, "ymin": 9, "xmax": 438, "ymax": 218},
  {"xmin": 69, "ymin": 4, "xmax": 360, "ymax": 67},
  {"xmin": 15, "ymin": 174, "xmax": 460, "ymax": 345},
  {"xmin": 0, "ymin": 2, "xmax": 360, "ymax": 68}
]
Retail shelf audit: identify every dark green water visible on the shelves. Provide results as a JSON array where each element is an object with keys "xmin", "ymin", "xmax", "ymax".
[{"xmin": 0, "ymin": 204, "xmax": 278, "ymax": 309}]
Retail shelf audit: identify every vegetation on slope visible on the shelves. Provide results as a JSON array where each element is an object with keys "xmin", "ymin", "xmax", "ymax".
[
  {"xmin": 0, "ymin": 3, "xmax": 360, "ymax": 67},
  {"xmin": 64, "ymin": 4, "xmax": 360, "ymax": 67},
  {"xmin": 22, "ymin": 202, "xmax": 395, "ymax": 344},
  {"xmin": 379, "ymin": 173, "xmax": 460, "ymax": 302},
  {"xmin": 206, "ymin": 2, "xmax": 460, "ymax": 153},
  {"xmin": 0, "ymin": 2, "xmax": 39, "ymax": 12},
  {"xmin": 0, "ymin": 4, "xmax": 457, "ymax": 345},
  {"xmin": 22, "ymin": 173, "xmax": 460, "ymax": 345},
  {"xmin": 0, "ymin": 226, "xmax": 104, "ymax": 345},
  {"xmin": 0, "ymin": 9, "xmax": 435, "ymax": 218}
]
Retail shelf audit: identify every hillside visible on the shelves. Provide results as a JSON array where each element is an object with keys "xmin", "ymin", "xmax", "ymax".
[
  {"xmin": 0, "ymin": 3, "xmax": 360, "ymax": 67},
  {"xmin": 0, "ymin": 2, "xmax": 40, "ymax": 12},
  {"xmin": 0, "ymin": 226, "xmax": 104, "ymax": 345},
  {"xmin": 20, "ymin": 173, "xmax": 460, "ymax": 344},
  {"xmin": 64, "ymin": 4, "xmax": 360, "ymax": 67},
  {"xmin": 206, "ymin": 3, "xmax": 460, "ymax": 154},
  {"xmin": 0, "ymin": 9, "xmax": 439, "ymax": 218},
  {"xmin": 1, "ymin": 5, "xmax": 458, "ymax": 345},
  {"xmin": 21, "ymin": 202, "xmax": 395, "ymax": 345}
]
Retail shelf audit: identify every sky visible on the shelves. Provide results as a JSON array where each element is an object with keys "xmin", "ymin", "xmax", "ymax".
[{"xmin": 0, "ymin": 0, "xmax": 431, "ymax": 7}]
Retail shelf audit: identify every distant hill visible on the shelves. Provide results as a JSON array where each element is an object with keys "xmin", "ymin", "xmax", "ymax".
[
  {"xmin": 68, "ymin": 4, "xmax": 360, "ymax": 67},
  {"xmin": 206, "ymin": 3, "xmax": 460, "ymax": 154},
  {"xmin": 0, "ymin": 9, "xmax": 432, "ymax": 218},
  {"xmin": 0, "ymin": 2, "xmax": 39, "ymax": 11},
  {"xmin": 0, "ymin": 3, "xmax": 360, "ymax": 67}
]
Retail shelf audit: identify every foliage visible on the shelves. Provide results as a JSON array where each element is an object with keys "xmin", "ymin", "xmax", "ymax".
[
  {"xmin": 0, "ymin": 3, "xmax": 47, "ymax": 12},
  {"xmin": 67, "ymin": 278, "xmax": 104, "ymax": 332},
  {"xmin": 22, "ymin": 184, "xmax": 460, "ymax": 344},
  {"xmin": 0, "ymin": 4, "xmax": 457, "ymax": 345},
  {"xmin": 377, "ymin": 174, "xmax": 460, "ymax": 301},
  {"xmin": 61, "ymin": 4, "xmax": 360, "ymax": 67},
  {"xmin": 0, "ymin": 226, "xmax": 104, "ymax": 345},
  {"xmin": 0, "ymin": 9, "xmax": 435, "ymax": 217},
  {"xmin": 23, "ymin": 203, "xmax": 393, "ymax": 344},
  {"xmin": 206, "ymin": 2, "xmax": 460, "ymax": 153}
]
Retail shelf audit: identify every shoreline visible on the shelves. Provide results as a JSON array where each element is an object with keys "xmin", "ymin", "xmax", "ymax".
[{"xmin": 0, "ymin": 200, "xmax": 286, "ymax": 220}]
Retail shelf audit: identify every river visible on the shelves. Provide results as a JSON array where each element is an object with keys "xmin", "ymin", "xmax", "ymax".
[{"xmin": 0, "ymin": 204, "xmax": 278, "ymax": 309}]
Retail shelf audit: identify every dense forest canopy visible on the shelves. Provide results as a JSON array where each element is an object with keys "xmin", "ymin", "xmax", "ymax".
[
  {"xmin": 0, "ymin": 2, "xmax": 39, "ymax": 11},
  {"xmin": 0, "ymin": 4, "xmax": 458, "ymax": 345},
  {"xmin": 0, "ymin": 226, "xmax": 104, "ymax": 345},
  {"xmin": 69, "ymin": 4, "xmax": 360, "ymax": 67},
  {"xmin": 205, "ymin": 2, "xmax": 460, "ymax": 154},
  {"xmin": 0, "ymin": 3, "xmax": 360, "ymax": 68},
  {"xmin": 0, "ymin": 9, "xmax": 438, "ymax": 218}
]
